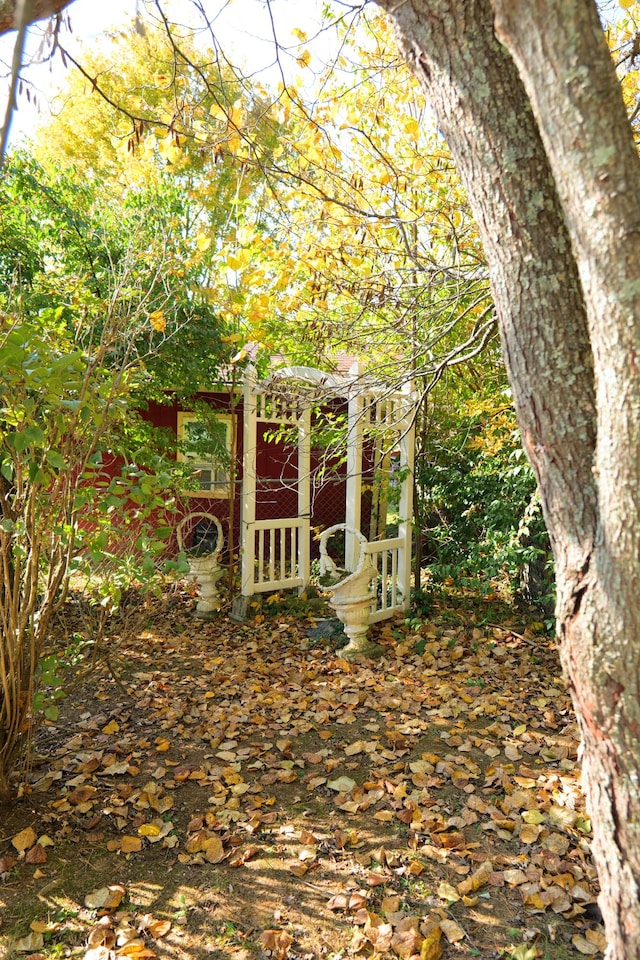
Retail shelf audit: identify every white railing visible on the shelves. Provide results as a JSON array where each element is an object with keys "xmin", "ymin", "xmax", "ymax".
[
  {"xmin": 243, "ymin": 517, "xmax": 310, "ymax": 594},
  {"xmin": 364, "ymin": 536, "xmax": 406, "ymax": 623}
]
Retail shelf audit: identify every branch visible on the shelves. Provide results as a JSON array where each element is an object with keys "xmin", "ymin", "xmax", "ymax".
[
  {"xmin": 0, "ymin": 0, "xmax": 31, "ymax": 163},
  {"xmin": 0, "ymin": 0, "xmax": 72, "ymax": 36},
  {"xmin": 0, "ymin": 0, "xmax": 73, "ymax": 36}
]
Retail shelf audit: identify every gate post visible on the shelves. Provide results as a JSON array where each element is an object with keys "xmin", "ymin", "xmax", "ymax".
[
  {"xmin": 241, "ymin": 366, "xmax": 257, "ymax": 599},
  {"xmin": 345, "ymin": 362, "xmax": 364, "ymax": 572},
  {"xmin": 298, "ymin": 404, "xmax": 311, "ymax": 591},
  {"xmin": 397, "ymin": 379, "xmax": 415, "ymax": 610}
]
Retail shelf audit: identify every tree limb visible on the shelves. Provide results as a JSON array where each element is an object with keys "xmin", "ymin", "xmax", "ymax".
[{"xmin": 0, "ymin": 0, "xmax": 73, "ymax": 36}]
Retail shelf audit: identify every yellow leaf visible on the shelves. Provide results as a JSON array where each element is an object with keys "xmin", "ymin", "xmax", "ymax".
[
  {"xmin": 437, "ymin": 881, "xmax": 460, "ymax": 903},
  {"xmin": 196, "ymin": 233, "xmax": 212, "ymax": 252},
  {"xmin": 148, "ymin": 310, "xmax": 166, "ymax": 333},
  {"xmin": 297, "ymin": 49, "xmax": 311, "ymax": 68},
  {"xmin": 138, "ymin": 824, "xmax": 161, "ymax": 838},
  {"xmin": 522, "ymin": 809, "xmax": 545, "ymax": 824},
  {"xmin": 420, "ymin": 925, "xmax": 443, "ymax": 960},
  {"xmin": 404, "ymin": 116, "xmax": 420, "ymax": 137},
  {"xmin": 102, "ymin": 720, "xmax": 120, "ymax": 735},
  {"xmin": 12, "ymin": 827, "xmax": 36, "ymax": 852},
  {"xmin": 226, "ymin": 249, "xmax": 251, "ymax": 271},
  {"xmin": 456, "ymin": 860, "xmax": 493, "ymax": 895},
  {"xmin": 30, "ymin": 920, "xmax": 58, "ymax": 934}
]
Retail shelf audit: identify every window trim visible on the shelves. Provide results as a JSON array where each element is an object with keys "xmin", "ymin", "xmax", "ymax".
[{"xmin": 177, "ymin": 411, "xmax": 235, "ymax": 499}]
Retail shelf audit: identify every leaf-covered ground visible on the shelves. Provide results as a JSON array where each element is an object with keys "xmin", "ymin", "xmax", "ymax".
[{"xmin": 0, "ymin": 588, "xmax": 606, "ymax": 960}]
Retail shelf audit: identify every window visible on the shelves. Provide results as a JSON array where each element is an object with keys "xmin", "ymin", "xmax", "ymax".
[{"xmin": 177, "ymin": 411, "xmax": 234, "ymax": 498}]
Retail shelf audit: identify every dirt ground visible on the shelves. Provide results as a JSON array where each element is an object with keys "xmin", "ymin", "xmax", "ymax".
[{"xmin": 0, "ymin": 587, "xmax": 605, "ymax": 960}]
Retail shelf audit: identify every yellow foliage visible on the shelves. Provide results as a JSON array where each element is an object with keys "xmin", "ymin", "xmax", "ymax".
[{"xmin": 148, "ymin": 310, "xmax": 166, "ymax": 333}]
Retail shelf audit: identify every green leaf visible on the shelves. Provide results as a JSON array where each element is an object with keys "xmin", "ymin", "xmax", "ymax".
[{"xmin": 46, "ymin": 450, "xmax": 67, "ymax": 470}]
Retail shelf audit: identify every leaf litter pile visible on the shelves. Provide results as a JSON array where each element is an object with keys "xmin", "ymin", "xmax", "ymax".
[{"xmin": 0, "ymin": 589, "xmax": 606, "ymax": 960}]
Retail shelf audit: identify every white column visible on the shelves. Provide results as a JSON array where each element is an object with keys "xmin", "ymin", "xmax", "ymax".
[
  {"xmin": 241, "ymin": 366, "xmax": 258, "ymax": 598},
  {"xmin": 345, "ymin": 362, "xmax": 364, "ymax": 572},
  {"xmin": 397, "ymin": 379, "xmax": 416, "ymax": 610},
  {"xmin": 298, "ymin": 404, "xmax": 311, "ymax": 591}
]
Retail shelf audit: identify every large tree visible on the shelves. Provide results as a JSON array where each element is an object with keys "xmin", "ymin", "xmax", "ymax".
[{"xmin": 370, "ymin": 0, "xmax": 640, "ymax": 956}]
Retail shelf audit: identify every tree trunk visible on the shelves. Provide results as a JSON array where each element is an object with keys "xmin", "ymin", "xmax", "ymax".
[
  {"xmin": 491, "ymin": 2, "xmax": 640, "ymax": 952},
  {"xmin": 375, "ymin": 0, "xmax": 640, "ymax": 954}
]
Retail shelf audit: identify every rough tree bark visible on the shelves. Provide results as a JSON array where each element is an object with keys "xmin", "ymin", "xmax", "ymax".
[{"xmin": 375, "ymin": 0, "xmax": 640, "ymax": 955}]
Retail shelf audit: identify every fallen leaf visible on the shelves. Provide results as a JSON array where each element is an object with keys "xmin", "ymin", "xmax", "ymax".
[
  {"xmin": 30, "ymin": 921, "xmax": 60, "ymax": 934},
  {"xmin": 391, "ymin": 927, "xmax": 422, "ymax": 957},
  {"xmin": 457, "ymin": 860, "xmax": 493, "ymax": 896},
  {"xmin": 504, "ymin": 869, "xmax": 529, "ymax": 886},
  {"xmin": 12, "ymin": 827, "xmax": 37, "ymax": 852},
  {"xmin": 585, "ymin": 928, "xmax": 607, "ymax": 951},
  {"xmin": 522, "ymin": 809, "xmax": 545, "ymax": 824},
  {"xmin": 84, "ymin": 948, "xmax": 113, "ymax": 960},
  {"xmin": 327, "ymin": 776, "xmax": 356, "ymax": 793},
  {"xmin": 13, "ymin": 933, "xmax": 45, "ymax": 953},
  {"xmin": 84, "ymin": 885, "xmax": 126, "ymax": 910},
  {"xmin": 439, "ymin": 919, "xmax": 465, "ymax": 943},
  {"xmin": 121, "ymin": 837, "xmax": 143, "ymax": 853},
  {"xmin": 420, "ymin": 925, "xmax": 443, "ymax": 960},
  {"xmin": 519, "ymin": 823, "xmax": 542, "ymax": 844},
  {"xmin": 203, "ymin": 836, "xmax": 226, "ymax": 863},
  {"xmin": 261, "ymin": 929, "xmax": 293, "ymax": 959},
  {"xmin": 25, "ymin": 844, "xmax": 47, "ymax": 865},
  {"xmin": 138, "ymin": 917, "xmax": 171, "ymax": 939},
  {"xmin": 437, "ymin": 881, "xmax": 460, "ymax": 902},
  {"xmin": 571, "ymin": 935, "xmax": 599, "ymax": 955},
  {"xmin": 138, "ymin": 824, "xmax": 161, "ymax": 838}
]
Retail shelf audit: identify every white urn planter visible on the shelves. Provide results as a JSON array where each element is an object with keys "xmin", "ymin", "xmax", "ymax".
[
  {"xmin": 177, "ymin": 512, "xmax": 225, "ymax": 619},
  {"xmin": 319, "ymin": 524, "xmax": 383, "ymax": 660}
]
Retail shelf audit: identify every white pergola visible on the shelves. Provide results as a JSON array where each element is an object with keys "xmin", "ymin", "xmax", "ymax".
[{"xmin": 238, "ymin": 362, "xmax": 416, "ymax": 627}]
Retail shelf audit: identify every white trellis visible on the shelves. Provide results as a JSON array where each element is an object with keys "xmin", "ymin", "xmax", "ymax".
[{"xmin": 238, "ymin": 362, "xmax": 416, "ymax": 627}]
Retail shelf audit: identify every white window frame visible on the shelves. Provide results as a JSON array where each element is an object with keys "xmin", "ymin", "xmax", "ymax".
[{"xmin": 177, "ymin": 411, "xmax": 234, "ymax": 499}]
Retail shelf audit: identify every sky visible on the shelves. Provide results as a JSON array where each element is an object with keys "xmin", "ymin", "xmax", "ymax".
[{"xmin": 0, "ymin": 0, "xmax": 330, "ymax": 147}]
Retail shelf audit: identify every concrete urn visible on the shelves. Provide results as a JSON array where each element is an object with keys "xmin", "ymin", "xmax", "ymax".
[
  {"xmin": 319, "ymin": 524, "xmax": 381, "ymax": 660},
  {"xmin": 177, "ymin": 513, "xmax": 225, "ymax": 618}
]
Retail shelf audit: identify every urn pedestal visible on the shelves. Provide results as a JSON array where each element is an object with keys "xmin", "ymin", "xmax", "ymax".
[
  {"xmin": 177, "ymin": 513, "xmax": 225, "ymax": 620},
  {"xmin": 187, "ymin": 553, "xmax": 224, "ymax": 617},
  {"xmin": 319, "ymin": 524, "xmax": 383, "ymax": 660}
]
